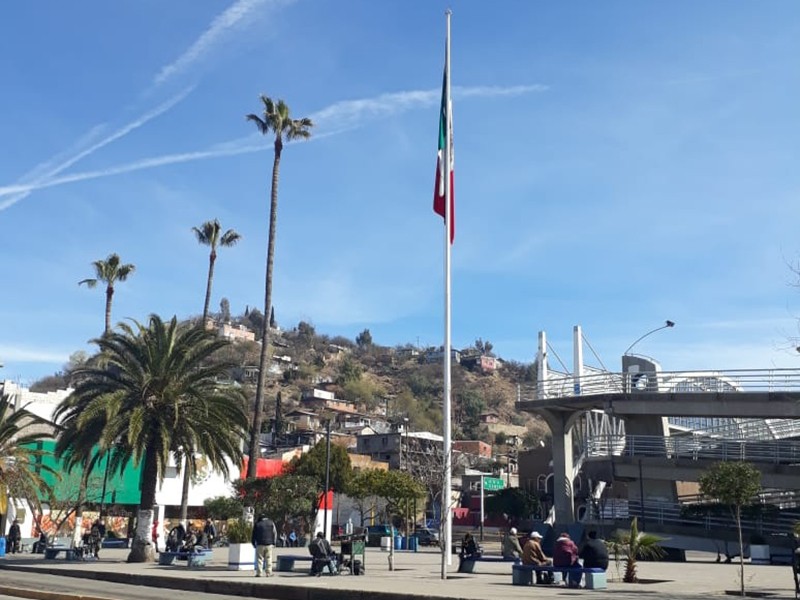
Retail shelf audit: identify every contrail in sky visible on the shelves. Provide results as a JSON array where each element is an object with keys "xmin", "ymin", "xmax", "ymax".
[
  {"xmin": 0, "ymin": 84, "xmax": 547, "ymax": 203},
  {"xmin": 0, "ymin": 88, "xmax": 194, "ymax": 211},
  {"xmin": 153, "ymin": 0, "xmax": 294, "ymax": 87}
]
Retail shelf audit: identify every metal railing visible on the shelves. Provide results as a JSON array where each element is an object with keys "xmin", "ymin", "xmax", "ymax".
[
  {"xmin": 589, "ymin": 498, "xmax": 800, "ymax": 536},
  {"xmin": 522, "ymin": 368, "xmax": 800, "ymax": 401},
  {"xmin": 585, "ymin": 434, "xmax": 800, "ymax": 465}
]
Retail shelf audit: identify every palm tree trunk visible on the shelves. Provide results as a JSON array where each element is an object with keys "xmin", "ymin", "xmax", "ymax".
[
  {"xmin": 179, "ymin": 455, "xmax": 192, "ymax": 525},
  {"xmin": 104, "ymin": 286, "xmax": 114, "ymax": 336},
  {"xmin": 202, "ymin": 251, "xmax": 216, "ymax": 323},
  {"xmin": 71, "ymin": 462, "xmax": 91, "ymax": 549},
  {"xmin": 247, "ymin": 141, "xmax": 282, "ymax": 478},
  {"xmin": 127, "ymin": 446, "xmax": 158, "ymax": 563}
]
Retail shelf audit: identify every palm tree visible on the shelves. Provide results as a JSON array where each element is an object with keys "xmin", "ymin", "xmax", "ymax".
[
  {"xmin": 0, "ymin": 393, "xmax": 54, "ymax": 517},
  {"xmin": 245, "ymin": 96, "xmax": 313, "ymax": 478},
  {"xmin": 608, "ymin": 517, "xmax": 665, "ymax": 582},
  {"xmin": 192, "ymin": 219, "xmax": 242, "ymax": 324},
  {"xmin": 79, "ymin": 253, "xmax": 136, "ymax": 335},
  {"xmin": 66, "ymin": 315, "xmax": 248, "ymax": 562}
]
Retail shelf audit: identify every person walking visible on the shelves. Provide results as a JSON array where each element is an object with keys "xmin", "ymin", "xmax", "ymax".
[
  {"xmin": 203, "ymin": 519, "xmax": 217, "ymax": 549},
  {"xmin": 7, "ymin": 520, "xmax": 21, "ymax": 554},
  {"xmin": 252, "ymin": 515, "xmax": 277, "ymax": 577}
]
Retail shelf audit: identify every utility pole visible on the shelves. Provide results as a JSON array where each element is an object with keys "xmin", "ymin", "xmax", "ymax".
[{"xmin": 323, "ymin": 419, "xmax": 332, "ymax": 539}]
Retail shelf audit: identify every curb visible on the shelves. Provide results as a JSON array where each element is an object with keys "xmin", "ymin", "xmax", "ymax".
[{"xmin": 0, "ymin": 564, "xmax": 471, "ymax": 600}]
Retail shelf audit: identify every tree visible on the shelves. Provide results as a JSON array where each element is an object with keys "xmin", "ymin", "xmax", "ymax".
[
  {"xmin": 245, "ymin": 96, "xmax": 313, "ymax": 478},
  {"xmin": 193, "ymin": 219, "xmax": 241, "ymax": 324},
  {"xmin": 484, "ymin": 487, "xmax": 539, "ymax": 522},
  {"xmin": 234, "ymin": 474, "xmax": 318, "ymax": 533},
  {"xmin": 64, "ymin": 315, "xmax": 248, "ymax": 562},
  {"xmin": 219, "ymin": 298, "xmax": 232, "ymax": 323},
  {"xmin": 269, "ymin": 307, "xmax": 276, "ymax": 329},
  {"xmin": 699, "ymin": 461, "xmax": 762, "ymax": 596},
  {"xmin": 291, "ymin": 439, "xmax": 352, "ymax": 495},
  {"xmin": 348, "ymin": 469, "xmax": 388, "ymax": 527},
  {"xmin": 336, "ymin": 357, "xmax": 362, "ymax": 385},
  {"xmin": 356, "ymin": 329, "xmax": 373, "ymax": 348},
  {"xmin": 78, "ymin": 253, "xmax": 135, "ymax": 336},
  {"xmin": 608, "ymin": 517, "xmax": 665, "ymax": 583},
  {"xmin": 0, "ymin": 394, "xmax": 54, "ymax": 518},
  {"xmin": 204, "ymin": 495, "xmax": 243, "ymax": 521}
]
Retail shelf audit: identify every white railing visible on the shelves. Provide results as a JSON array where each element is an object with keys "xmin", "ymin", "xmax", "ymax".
[
  {"xmin": 523, "ymin": 368, "xmax": 800, "ymax": 401},
  {"xmin": 585, "ymin": 434, "xmax": 800, "ymax": 465}
]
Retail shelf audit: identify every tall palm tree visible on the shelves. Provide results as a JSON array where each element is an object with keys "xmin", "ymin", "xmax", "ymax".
[
  {"xmin": 66, "ymin": 315, "xmax": 248, "ymax": 562},
  {"xmin": 79, "ymin": 253, "xmax": 136, "ymax": 335},
  {"xmin": 245, "ymin": 96, "xmax": 313, "ymax": 478},
  {"xmin": 193, "ymin": 219, "xmax": 242, "ymax": 324}
]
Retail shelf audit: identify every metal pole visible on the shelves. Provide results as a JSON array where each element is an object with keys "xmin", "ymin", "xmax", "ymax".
[
  {"xmin": 480, "ymin": 475, "xmax": 484, "ymax": 542},
  {"xmin": 638, "ymin": 458, "xmax": 645, "ymax": 530},
  {"xmin": 323, "ymin": 419, "xmax": 331, "ymax": 539}
]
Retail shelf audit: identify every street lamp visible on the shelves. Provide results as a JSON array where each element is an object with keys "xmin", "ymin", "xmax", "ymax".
[{"xmin": 623, "ymin": 320, "xmax": 675, "ymax": 356}]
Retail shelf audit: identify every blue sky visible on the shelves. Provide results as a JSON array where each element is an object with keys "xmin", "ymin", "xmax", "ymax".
[{"xmin": 3, "ymin": 1, "xmax": 800, "ymax": 384}]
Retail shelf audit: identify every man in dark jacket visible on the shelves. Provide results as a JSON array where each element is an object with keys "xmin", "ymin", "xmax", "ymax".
[
  {"xmin": 7, "ymin": 520, "xmax": 21, "ymax": 554},
  {"xmin": 579, "ymin": 531, "xmax": 609, "ymax": 571},
  {"xmin": 308, "ymin": 532, "xmax": 336, "ymax": 576},
  {"xmin": 251, "ymin": 515, "xmax": 277, "ymax": 577}
]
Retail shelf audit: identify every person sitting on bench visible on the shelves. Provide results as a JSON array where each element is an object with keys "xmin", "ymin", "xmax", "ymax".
[
  {"xmin": 458, "ymin": 533, "xmax": 481, "ymax": 573},
  {"xmin": 554, "ymin": 532, "xmax": 581, "ymax": 588},
  {"xmin": 502, "ymin": 527, "xmax": 523, "ymax": 560},
  {"xmin": 579, "ymin": 531, "xmax": 608, "ymax": 571},
  {"xmin": 309, "ymin": 532, "xmax": 337, "ymax": 576},
  {"xmin": 522, "ymin": 531, "xmax": 553, "ymax": 583}
]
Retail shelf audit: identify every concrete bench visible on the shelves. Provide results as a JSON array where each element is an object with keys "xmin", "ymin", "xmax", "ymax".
[
  {"xmin": 459, "ymin": 555, "xmax": 520, "ymax": 573},
  {"xmin": 158, "ymin": 550, "xmax": 212, "ymax": 568},
  {"xmin": 276, "ymin": 555, "xmax": 313, "ymax": 572},
  {"xmin": 511, "ymin": 564, "xmax": 607, "ymax": 589},
  {"xmin": 44, "ymin": 547, "xmax": 78, "ymax": 561}
]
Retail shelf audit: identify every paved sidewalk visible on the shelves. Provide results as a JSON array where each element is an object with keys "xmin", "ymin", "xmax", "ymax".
[{"xmin": 0, "ymin": 546, "xmax": 795, "ymax": 600}]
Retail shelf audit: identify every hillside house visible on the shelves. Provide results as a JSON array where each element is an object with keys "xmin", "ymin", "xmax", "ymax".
[{"xmin": 300, "ymin": 388, "xmax": 356, "ymax": 413}]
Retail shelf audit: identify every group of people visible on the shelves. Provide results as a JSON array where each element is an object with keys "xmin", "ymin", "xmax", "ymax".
[
  {"xmin": 163, "ymin": 519, "xmax": 216, "ymax": 553},
  {"xmin": 501, "ymin": 527, "xmax": 609, "ymax": 587}
]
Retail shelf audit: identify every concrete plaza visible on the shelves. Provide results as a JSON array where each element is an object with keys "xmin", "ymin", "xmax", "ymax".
[{"xmin": 0, "ymin": 544, "xmax": 795, "ymax": 600}]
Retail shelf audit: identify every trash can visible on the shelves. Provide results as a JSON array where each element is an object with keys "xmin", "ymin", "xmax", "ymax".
[
  {"xmin": 380, "ymin": 536, "xmax": 391, "ymax": 552},
  {"xmin": 408, "ymin": 535, "xmax": 418, "ymax": 552},
  {"xmin": 394, "ymin": 535, "xmax": 403, "ymax": 550},
  {"xmin": 0, "ymin": 536, "xmax": 6, "ymax": 557}
]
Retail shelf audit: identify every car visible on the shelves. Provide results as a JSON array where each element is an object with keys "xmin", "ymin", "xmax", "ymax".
[{"xmin": 414, "ymin": 527, "xmax": 440, "ymax": 547}]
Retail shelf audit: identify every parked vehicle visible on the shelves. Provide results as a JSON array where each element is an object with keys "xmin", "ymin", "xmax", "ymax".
[
  {"xmin": 364, "ymin": 524, "xmax": 393, "ymax": 547},
  {"xmin": 414, "ymin": 527, "xmax": 440, "ymax": 547}
]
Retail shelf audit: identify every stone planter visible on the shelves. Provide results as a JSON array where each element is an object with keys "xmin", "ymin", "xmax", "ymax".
[
  {"xmin": 750, "ymin": 544, "xmax": 770, "ymax": 565},
  {"xmin": 227, "ymin": 542, "xmax": 255, "ymax": 570}
]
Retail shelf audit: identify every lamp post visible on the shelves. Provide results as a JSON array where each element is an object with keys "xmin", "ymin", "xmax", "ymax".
[
  {"xmin": 323, "ymin": 418, "xmax": 332, "ymax": 540},
  {"xmin": 624, "ymin": 320, "xmax": 675, "ymax": 356}
]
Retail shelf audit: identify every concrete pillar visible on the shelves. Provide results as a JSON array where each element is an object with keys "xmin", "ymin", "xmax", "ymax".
[{"xmin": 542, "ymin": 410, "xmax": 575, "ymax": 526}]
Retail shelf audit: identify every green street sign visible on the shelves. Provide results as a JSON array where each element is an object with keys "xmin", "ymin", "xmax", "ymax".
[{"xmin": 482, "ymin": 477, "xmax": 505, "ymax": 491}]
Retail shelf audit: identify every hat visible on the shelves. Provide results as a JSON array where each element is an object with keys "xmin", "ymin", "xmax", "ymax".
[
  {"xmin": 509, "ymin": 527, "xmax": 517, "ymax": 535},
  {"xmin": 529, "ymin": 531, "xmax": 542, "ymax": 539}
]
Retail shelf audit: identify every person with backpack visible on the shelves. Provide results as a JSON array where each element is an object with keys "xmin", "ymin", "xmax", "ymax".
[
  {"xmin": 308, "ymin": 531, "xmax": 336, "ymax": 576},
  {"xmin": 90, "ymin": 519, "xmax": 105, "ymax": 558},
  {"xmin": 203, "ymin": 519, "xmax": 216, "ymax": 549}
]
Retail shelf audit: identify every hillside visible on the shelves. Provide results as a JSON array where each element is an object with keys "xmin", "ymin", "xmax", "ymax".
[{"xmin": 30, "ymin": 314, "xmax": 550, "ymax": 448}]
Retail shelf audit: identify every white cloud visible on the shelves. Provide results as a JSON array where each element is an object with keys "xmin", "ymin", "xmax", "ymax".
[
  {"xmin": 0, "ymin": 345, "xmax": 69, "ymax": 364},
  {"xmin": 153, "ymin": 0, "xmax": 294, "ymax": 87}
]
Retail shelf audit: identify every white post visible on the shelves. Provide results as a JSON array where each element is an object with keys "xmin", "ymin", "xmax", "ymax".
[
  {"xmin": 442, "ymin": 8, "xmax": 454, "ymax": 574},
  {"xmin": 573, "ymin": 325, "xmax": 583, "ymax": 396},
  {"xmin": 479, "ymin": 475, "xmax": 485, "ymax": 542},
  {"xmin": 537, "ymin": 331, "xmax": 548, "ymax": 398}
]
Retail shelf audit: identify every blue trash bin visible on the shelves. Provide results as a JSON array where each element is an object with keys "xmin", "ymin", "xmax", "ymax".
[
  {"xmin": 408, "ymin": 535, "xmax": 418, "ymax": 552},
  {"xmin": 394, "ymin": 535, "xmax": 403, "ymax": 550},
  {"xmin": 0, "ymin": 536, "xmax": 6, "ymax": 557}
]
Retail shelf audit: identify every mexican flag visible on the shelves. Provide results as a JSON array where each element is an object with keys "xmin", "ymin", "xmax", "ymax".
[{"xmin": 433, "ymin": 69, "xmax": 455, "ymax": 244}]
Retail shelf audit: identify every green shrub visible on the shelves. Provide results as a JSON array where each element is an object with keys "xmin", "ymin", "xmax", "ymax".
[{"xmin": 226, "ymin": 519, "xmax": 252, "ymax": 544}]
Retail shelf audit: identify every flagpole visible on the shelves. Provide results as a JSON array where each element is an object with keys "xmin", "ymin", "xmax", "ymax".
[{"xmin": 442, "ymin": 7, "xmax": 453, "ymax": 577}]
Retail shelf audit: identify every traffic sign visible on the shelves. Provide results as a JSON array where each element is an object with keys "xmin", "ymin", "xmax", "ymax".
[{"xmin": 482, "ymin": 476, "xmax": 505, "ymax": 491}]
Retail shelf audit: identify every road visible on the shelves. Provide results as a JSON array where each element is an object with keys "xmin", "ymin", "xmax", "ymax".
[{"xmin": 0, "ymin": 569, "xmax": 281, "ymax": 600}]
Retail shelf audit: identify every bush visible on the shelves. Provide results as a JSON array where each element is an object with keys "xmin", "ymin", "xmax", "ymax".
[{"xmin": 226, "ymin": 519, "xmax": 252, "ymax": 544}]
